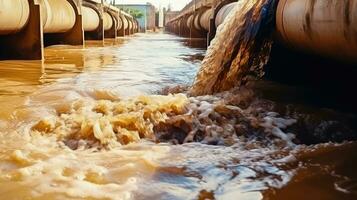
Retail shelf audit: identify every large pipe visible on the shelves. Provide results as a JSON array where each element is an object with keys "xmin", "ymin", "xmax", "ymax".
[
  {"xmin": 41, "ymin": 0, "xmax": 76, "ymax": 33},
  {"xmin": 215, "ymin": 2, "xmax": 239, "ymax": 28},
  {"xmin": 0, "ymin": 0, "xmax": 30, "ymax": 35},
  {"xmin": 199, "ymin": 9, "xmax": 212, "ymax": 31},
  {"xmin": 186, "ymin": 14, "xmax": 194, "ymax": 29},
  {"xmin": 82, "ymin": 6, "xmax": 100, "ymax": 32},
  {"xmin": 127, "ymin": 18, "xmax": 133, "ymax": 32},
  {"xmin": 276, "ymin": 0, "xmax": 357, "ymax": 62},
  {"xmin": 194, "ymin": 13, "xmax": 202, "ymax": 30},
  {"xmin": 112, "ymin": 14, "xmax": 121, "ymax": 30},
  {"xmin": 103, "ymin": 12, "xmax": 113, "ymax": 31},
  {"xmin": 117, "ymin": 17, "xmax": 122, "ymax": 30},
  {"xmin": 134, "ymin": 21, "xmax": 138, "ymax": 31},
  {"xmin": 121, "ymin": 15, "xmax": 129, "ymax": 31}
]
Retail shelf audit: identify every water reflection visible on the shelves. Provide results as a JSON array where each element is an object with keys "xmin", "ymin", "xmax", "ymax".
[
  {"xmin": 0, "ymin": 60, "xmax": 44, "ymax": 96},
  {"xmin": 0, "ymin": 32, "xmax": 356, "ymax": 200},
  {"xmin": 181, "ymin": 38, "xmax": 207, "ymax": 49},
  {"xmin": 0, "ymin": 34, "xmax": 204, "ymax": 100},
  {"xmin": 0, "ymin": 40, "xmax": 119, "ymax": 98}
]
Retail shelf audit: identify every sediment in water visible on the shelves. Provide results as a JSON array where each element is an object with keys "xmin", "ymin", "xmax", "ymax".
[{"xmin": 190, "ymin": 0, "xmax": 278, "ymax": 96}]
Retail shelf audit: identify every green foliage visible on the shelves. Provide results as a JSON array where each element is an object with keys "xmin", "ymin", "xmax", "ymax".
[{"xmin": 123, "ymin": 8, "xmax": 144, "ymax": 19}]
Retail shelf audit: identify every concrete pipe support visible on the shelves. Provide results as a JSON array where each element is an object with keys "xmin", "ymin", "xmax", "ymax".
[
  {"xmin": 276, "ymin": 0, "xmax": 357, "ymax": 62},
  {"xmin": 82, "ymin": 6, "xmax": 100, "ymax": 32},
  {"xmin": 41, "ymin": 0, "xmax": 76, "ymax": 33},
  {"xmin": 103, "ymin": 12, "xmax": 113, "ymax": 31},
  {"xmin": 0, "ymin": 0, "xmax": 30, "ymax": 35}
]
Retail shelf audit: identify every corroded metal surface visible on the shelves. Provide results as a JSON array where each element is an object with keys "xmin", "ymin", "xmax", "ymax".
[
  {"xmin": 200, "ymin": 9, "xmax": 213, "ymax": 31},
  {"xmin": 168, "ymin": 0, "xmax": 357, "ymax": 63},
  {"xmin": 276, "ymin": 0, "xmax": 357, "ymax": 62},
  {"xmin": 186, "ymin": 15, "xmax": 194, "ymax": 29}
]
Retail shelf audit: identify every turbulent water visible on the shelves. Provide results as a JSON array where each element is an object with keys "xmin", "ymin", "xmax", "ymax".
[
  {"xmin": 191, "ymin": 0, "xmax": 277, "ymax": 96},
  {"xmin": 0, "ymin": 30, "xmax": 356, "ymax": 200}
]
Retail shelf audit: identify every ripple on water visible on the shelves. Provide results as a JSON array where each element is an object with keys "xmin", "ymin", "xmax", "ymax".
[{"xmin": 0, "ymin": 33, "xmax": 356, "ymax": 200}]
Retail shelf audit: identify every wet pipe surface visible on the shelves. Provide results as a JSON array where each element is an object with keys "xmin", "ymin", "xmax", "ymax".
[{"xmin": 0, "ymin": 33, "xmax": 356, "ymax": 200}]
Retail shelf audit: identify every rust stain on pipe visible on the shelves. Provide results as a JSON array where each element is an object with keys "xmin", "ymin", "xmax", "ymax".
[
  {"xmin": 186, "ymin": 14, "xmax": 194, "ymax": 29},
  {"xmin": 200, "ymin": 9, "xmax": 212, "ymax": 31},
  {"xmin": 276, "ymin": 0, "xmax": 357, "ymax": 62}
]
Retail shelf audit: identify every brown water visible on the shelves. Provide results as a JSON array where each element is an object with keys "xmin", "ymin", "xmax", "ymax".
[
  {"xmin": 191, "ymin": 0, "xmax": 276, "ymax": 96},
  {"xmin": 0, "ymin": 32, "xmax": 356, "ymax": 200}
]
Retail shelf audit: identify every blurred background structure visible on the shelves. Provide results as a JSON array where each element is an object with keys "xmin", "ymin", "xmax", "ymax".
[{"xmin": 114, "ymin": 3, "xmax": 156, "ymax": 32}]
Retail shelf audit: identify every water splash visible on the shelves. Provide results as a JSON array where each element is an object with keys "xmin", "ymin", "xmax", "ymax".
[{"xmin": 190, "ymin": 0, "xmax": 278, "ymax": 95}]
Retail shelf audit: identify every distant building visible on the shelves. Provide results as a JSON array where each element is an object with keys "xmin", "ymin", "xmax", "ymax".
[{"xmin": 115, "ymin": 3, "xmax": 156, "ymax": 32}]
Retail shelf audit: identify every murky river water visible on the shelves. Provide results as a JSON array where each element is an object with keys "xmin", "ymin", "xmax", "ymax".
[{"xmin": 0, "ymin": 32, "xmax": 356, "ymax": 200}]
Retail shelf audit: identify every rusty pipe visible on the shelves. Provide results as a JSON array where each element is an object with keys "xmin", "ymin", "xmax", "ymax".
[
  {"xmin": 186, "ymin": 14, "xmax": 194, "ymax": 29},
  {"xmin": 121, "ymin": 15, "xmax": 128, "ymax": 30},
  {"xmin": 276, "ymin": 0, "xmax": 357, "ymax": 62},
  {"xmin": 127, "ymin": 18, "xmax": 133, "ymax": 32},
  {"xmin": 82, "ymin": 6, "xmax": 100, "ymax": 31},
  {"xmin": 117, "ymin": 17, "xmax": 122, "ymax": 30},
  {"xmin": 132, "ymin": 22, "xmax": 135, "ymax": 31},
  {"xmin": 113, "ymin": 15, "xmax": 121, "ymax": 30},
  {"xmin": 215, "ymin": 2, "xmax": 240, "ymax": 28},
  {"xmin": 0, "ymin": 0, "xmax": 30, "ymax": 35},
  {"xmin": 199, "ymin": 9, "xmax": 212, "ymax": 31},
  {"xmin": 194, "ymin": 13, "xmax": 202, "ymax": 31},
  {"xmin": 134, "ymin": 21, "xmax": 137, "ymax": 30},
  {"xmin": 103, "ymin": 12, "xmax": 113, "ymax": 31},
  {"xmin": 41, "ymin": 0, "xmax": 76, "ymax": 33}
]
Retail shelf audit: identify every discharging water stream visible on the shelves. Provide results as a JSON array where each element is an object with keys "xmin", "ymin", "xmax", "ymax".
[{"xmin": 0, "ymin": 32, "xmax": 356, "ymax": 200}]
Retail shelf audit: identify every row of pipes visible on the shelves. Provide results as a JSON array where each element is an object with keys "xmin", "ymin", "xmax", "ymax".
[
  {"xmin": 166, "ymin": 0, "xmax": 357, "ymax": 63},
  {"xmin": 0, "ymin": 0, "xmax": 138, "ymax": 36},
  {"xmin": 0, "ymin": 0, "xmax": 138, "ymax": 60}
]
